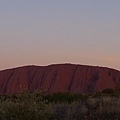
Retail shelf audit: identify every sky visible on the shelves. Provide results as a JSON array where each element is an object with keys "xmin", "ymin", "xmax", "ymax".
[{"xmin": 0, "ymin": 0, "xmax": 120, "ymax": 70}]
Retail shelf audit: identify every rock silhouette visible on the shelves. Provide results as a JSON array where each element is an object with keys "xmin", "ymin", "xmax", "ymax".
[{"xmin": 0, "ymin": 64, "xmax": 120, "ymax": 94}]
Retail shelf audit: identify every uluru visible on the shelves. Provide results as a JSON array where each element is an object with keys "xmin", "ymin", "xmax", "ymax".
[{"xmin": 0, "ymin": 64, "xmax": 120, "ymax": 94}]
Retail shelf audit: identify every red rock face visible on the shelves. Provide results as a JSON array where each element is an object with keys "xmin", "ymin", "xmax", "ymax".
[{"xmin": 0, "ymin": 64, "xmax": 120, "ymax": 94}]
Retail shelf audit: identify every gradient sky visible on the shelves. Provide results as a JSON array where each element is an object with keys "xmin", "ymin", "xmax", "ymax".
[{"xmin": 0, "ymin": 0, "xmax": 120, "ymax": 70}]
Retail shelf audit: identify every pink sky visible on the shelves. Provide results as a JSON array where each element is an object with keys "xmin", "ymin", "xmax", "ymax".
[{"xmin": 0, "ymin": 0, "xmax": 120, "ymax": 71}]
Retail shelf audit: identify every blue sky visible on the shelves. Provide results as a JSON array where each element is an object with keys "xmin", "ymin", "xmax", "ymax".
[{"xmin": 0, "ymin": 0, "xmax": 120, "ymax": 70}]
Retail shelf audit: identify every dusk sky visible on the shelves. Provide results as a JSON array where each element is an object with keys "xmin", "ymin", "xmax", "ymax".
[{"xmin": 0, "ymin": 0, "xmax": 120, "ymax": 70}]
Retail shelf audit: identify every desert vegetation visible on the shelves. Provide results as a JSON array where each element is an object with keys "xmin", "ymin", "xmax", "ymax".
[{"xmin": 0, "ymin": 87, "xmax": 120, "ymax": 120}]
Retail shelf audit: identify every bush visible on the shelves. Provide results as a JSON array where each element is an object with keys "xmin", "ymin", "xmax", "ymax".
[{"xmin": 0, "ymin": 92, "xmax": 51, "ymax": 120}]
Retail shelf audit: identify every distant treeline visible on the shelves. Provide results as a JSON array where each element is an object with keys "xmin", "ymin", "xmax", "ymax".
[{"xmin": 0, "ymin": 86, "xmax": 120, "ymax": 102}]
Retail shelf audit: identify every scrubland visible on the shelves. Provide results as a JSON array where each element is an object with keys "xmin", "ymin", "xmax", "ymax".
[{"xmin": 0, "ymin": 87, "xmax": 120, "ymax": 120}]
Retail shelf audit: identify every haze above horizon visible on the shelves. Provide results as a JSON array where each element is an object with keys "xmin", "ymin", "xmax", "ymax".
[{"xmin": 0, "ymin": 0, "xmax": 120, "ymax": 70}]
